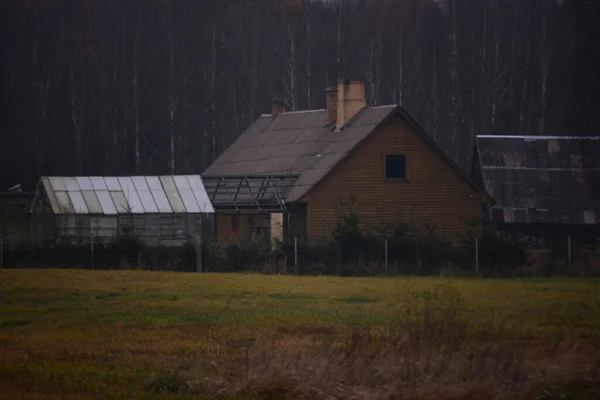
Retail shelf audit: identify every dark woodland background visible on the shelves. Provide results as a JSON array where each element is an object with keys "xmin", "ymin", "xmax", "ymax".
[{"xmin": 1, "ymin": 0, "xmax": 598, "ymax": 190}]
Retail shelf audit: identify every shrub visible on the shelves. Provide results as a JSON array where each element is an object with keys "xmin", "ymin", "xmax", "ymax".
[
  {"xmin": 331, "ymin": 202, "xmax": 385, "ymax": 270},
  {"xmin": 223, "ymin": 237, "xmax": 272, "ymax": 272},
  {"xmin": 479, "ymin": 230, "xmax": 527, "ymax": 272},
  {"xmin": 413, "ymin": 223, "xmax": 454, "ymax": 274},
  {"xmin": 380, "ymin": 217, "xmax": 419, "ymax": 268}
]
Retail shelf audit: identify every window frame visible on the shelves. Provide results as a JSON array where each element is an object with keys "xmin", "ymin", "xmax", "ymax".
[
  {"xmin": 159, "ymin": 214, "xmax": 187, "ymax": 240},
  {"xmin": 383, "ymin": 154, "xmax": 408, "ymax": 181}
]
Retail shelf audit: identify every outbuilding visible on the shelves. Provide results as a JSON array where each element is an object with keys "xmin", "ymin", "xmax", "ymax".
[{"xmin": 30, "ymin": 175, "xmax": 214, "ymax": 246}]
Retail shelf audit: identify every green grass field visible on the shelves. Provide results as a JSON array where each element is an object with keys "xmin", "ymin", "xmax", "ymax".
[{"xmin": 1, "ymin": 270, "xmax": 599, "ymax": 399}]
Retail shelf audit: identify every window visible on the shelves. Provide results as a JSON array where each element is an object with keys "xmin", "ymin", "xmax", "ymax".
[
  {"xmin": 385, "ymin": 154, "xmax": 407, "ymax": 179},
  {"xmin": 160, "ymin": 215, "xmax": 186, "ymax": 240}
]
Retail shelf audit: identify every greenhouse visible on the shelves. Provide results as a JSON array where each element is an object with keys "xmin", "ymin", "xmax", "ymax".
[{"xmin": 29, "ymin": 175, "xmax": 214, "ymax": 247}]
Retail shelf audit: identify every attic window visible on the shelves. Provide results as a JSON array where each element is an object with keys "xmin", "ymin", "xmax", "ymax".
[{"xmin": 385, "ymin": 154, "xmax": 406, "ymax": 180}]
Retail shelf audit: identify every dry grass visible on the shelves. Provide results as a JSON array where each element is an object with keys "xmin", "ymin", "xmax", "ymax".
[
  {"xmin": 1, "ymin": 269, "xmax": 599, "ymax": 399},
  {"xmin": 163, "ymin": 332, "xmax": 600, "ymax": 400}
]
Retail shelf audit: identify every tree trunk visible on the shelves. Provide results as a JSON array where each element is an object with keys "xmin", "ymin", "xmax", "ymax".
[
  {"xmin": 168, "ymin": 5, "xmax": 176, "ymax": 174},
  {"xmin": 539, "ymin": 12, "xmax": 549, "ymax": 135},
  {"xmin": 132, "ymin": 8, "xmax": 143, "ymax": 174},
  {"xmin": 305, "ymin": 6, "xmax": 312, "ymax": 109}
]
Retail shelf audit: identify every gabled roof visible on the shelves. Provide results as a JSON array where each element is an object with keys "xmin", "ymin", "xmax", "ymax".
[
  {"xmin": 475, "ymin": 135, "xmax": 600, "ymax": 225},
  {"xmin": 203, "ymin": 105, "xmax": 490, "ymax": 203},
  {"xmin": 35, "ymin": 176, "xmax": 214, "ymax": 215}
]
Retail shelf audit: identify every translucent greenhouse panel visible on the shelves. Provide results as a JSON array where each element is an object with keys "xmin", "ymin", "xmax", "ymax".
[
  {"xmin": 130, "ymin": 176, "xmax": 159, "ymax": 213},
  {"xmin": 104, "ymin": 177, "xmax": 122, "ymax": 192},
  {"xmin": 91, "ymin": 217, "xmax": 118, "ymax": 238},
  {"xmin": 76, "ymin": 177, "xmax": 94, "ymax": 191},
  {"xmin": 159, "ymin": 215, "xmax": 187, "ymax": 240},
  {"xmin": 160, "ymin": 176, "xmax": 186, "ymax": 213},
  {"xmin": 75, "ymin": 216, "xmax": 91, "ymax": 238},
  {"xmin": 41, "ymin": 177, "xmax": 61, "ymax": 214},
  {"xmin": 90, "ymin": 177, "xmax": 108, "ymax": 190},
  {"xmin": 144, "ymin": 176, "xmax": 172, "ymax": 213},
  {"xmin": 63, "ymin": 177, "xmax": 81, "ymax": 192},
  {"xmin": 49, "ymin": 177, "xmax": 66, "ymax": 191},
  {"xmin": 186, "ymin": 175, "xmax": 214, "ymax": 213},
  {"xmin": 82, "ymin": 190, "xmax": 103, "ymax": 214},
  {"xmin": 54, "ymin": 191, "xmax": 75, "ymax": 214},
  {"xmin": 95, "ymin": 190, "xmax": 118, "ymax": 215},
  {"xmin": 110, "ymin": 191, "xmax": 130, "ymax": 214},
  {"xmin": 132, "ymin": 215, "xmax": 146, "ymax": 237},
  {"xmin": 58, "ymin": 215, "xmax": 77, "ymax": 237},
  {"xmin": 145, "ymin": 215, "xmax": 161, "ymax": 238},
  {"xmin": 117, "ymin": 177, "xmax": 144, "ymax": 213},
  {"xmin": 67, "ymin": 191, "xmax": 89, "ymax": 214},
  {"xmin": 173, "ymin": 176, "xmax": 201, "ymax": 213}
]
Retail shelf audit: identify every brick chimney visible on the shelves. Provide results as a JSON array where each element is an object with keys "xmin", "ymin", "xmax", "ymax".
[
  {"xmin": 325, "ymin": 87, "xmax": 338, "ymax": 126},
  {"xmin": 336, "ymin": 79, "xmax": 366, "ymax": 131},
  {"xmin": 271, "ymin": 98, "xmax": 286, "ymax": 117}
]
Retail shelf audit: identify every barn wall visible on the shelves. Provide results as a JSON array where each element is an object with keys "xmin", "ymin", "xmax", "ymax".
[{"xmin": 0, "ymin": 193, "xmax": 33, "ymax": 247}]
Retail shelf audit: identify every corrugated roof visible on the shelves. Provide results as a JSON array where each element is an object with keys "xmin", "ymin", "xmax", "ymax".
[
  {"xmin": 204, "ymin": 105, "xmax": 489, "ymax": 204},
  {"xmin": 475, "ymin": 136, "xmax": 600, "ymax": 225},
  {"xmin": 39, "ymin": 176, "xmax": 214, "ymax": 215}
]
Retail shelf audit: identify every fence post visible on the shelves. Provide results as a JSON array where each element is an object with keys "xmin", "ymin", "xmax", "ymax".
[
  {"xmin": 475, "ymin": 238, "xmax": 479, "ymax": 273},
  {"xmin": 294, "ymin": 236, "xmax": 298, "ymax": 275},
  {"xmin": 384, "ymin": 239, "xmax": 388, "ymax": 272},
  {"xmin": 567, "ymin": 235, "xmax": 572, "ymax": 270},
  {"xmin": 196, "ymin": 218, "xmax": 203, "ymax": 273},
  {"xmin": 90, "ymin": 234, "xmax": 95, "ymax": 270}
]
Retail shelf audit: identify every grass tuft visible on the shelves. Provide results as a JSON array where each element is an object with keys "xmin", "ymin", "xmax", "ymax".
[{"xmin": 338, "ymin": 296, "xmax": 379, "ymax": 304}]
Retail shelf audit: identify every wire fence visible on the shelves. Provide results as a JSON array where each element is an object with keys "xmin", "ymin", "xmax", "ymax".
[
  {"xmin": 1, "ymin": 231, "xmax": 599, "ymax": 278},
  {"xmin": 276, "ymin": 235, "xmax": 600, "ymax": 278}
]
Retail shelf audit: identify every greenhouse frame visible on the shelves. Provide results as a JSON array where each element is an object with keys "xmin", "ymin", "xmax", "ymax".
[{"xmin": 29, "ymin": 175, "xmax": 215, "ymax": 247}]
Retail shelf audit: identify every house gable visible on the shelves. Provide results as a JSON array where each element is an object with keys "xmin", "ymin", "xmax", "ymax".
[{"xmin": 304, "ymin": 115, "xmax": 487, "ymax": 240}]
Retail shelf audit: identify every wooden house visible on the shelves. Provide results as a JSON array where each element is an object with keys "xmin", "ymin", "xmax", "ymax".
[{"xmin": 202, "ymin": 80, "xmax": 491, "ymax": 245}]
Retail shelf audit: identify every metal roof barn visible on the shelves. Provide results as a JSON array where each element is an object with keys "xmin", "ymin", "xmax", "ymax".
[
  {"xmin": 29, "ymin": 175, "xmax": 214, "ymax": 247},
  {"xmin": 474, "ymin": 135, "xmax": 600, "ymax": 225}
]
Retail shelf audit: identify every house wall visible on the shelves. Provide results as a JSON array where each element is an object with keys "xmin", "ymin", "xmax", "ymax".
[
  {"xmin": 215, "ymin": 213, "xmax": 269, "ymax": 244},
  {"xmin": 215, "ymin": 207, "xmax": 307, "ymax": 245},
  {"xmin": 287, "ymin": 204, "xmax": 308, "ymax": 243},
  {"xmin": 303, "ymin": 116, "xmax": 487, "ymax": 242}
]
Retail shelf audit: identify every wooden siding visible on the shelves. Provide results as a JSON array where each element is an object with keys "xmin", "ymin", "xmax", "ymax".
[
  {"xmin": 215, "ymin": 213, "xmax": 270, "ymax": 244},
  {"xmin": 215, "ymin": 208, "xmax": 308, "ymax": 245},
  {"xmin": 304, "ymin": 116, "xmax": 487, "ymax": 242},
  {"xmin": 287, "ymin": 205, "xmax": 308, "ymax": 244}
]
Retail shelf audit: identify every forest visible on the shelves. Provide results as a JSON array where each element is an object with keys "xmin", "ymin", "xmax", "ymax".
[{"xmin": 1, "ymin": 0, "xmax": 597, "ymax": 190}]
